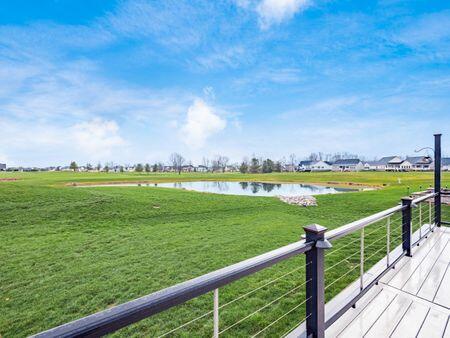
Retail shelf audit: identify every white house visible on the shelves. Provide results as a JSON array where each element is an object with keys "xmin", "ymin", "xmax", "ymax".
[
  {"xmin": 405, "ymin": 156, "xmax": 433, "ymax": 171},
  {"xmin": 332, "ymin": 159, "xmax": 364, "ymax": 172},
  {"xmin": 298, "ymin": 161, "xmax": 314, "ymax": 172},
  {"xmin": 196, "ymin": 165, "xmax": 209, "ymax": 172},
  {"xmin": 310, "ymin": 161, "xmax": 333, "ymax": 172},
  {"xmin": 0, "ymin": 163, "xmax": 6, "ymax": 171},
  {"xmin": 364, "ymin": 161, "xmax": 378, "ymax": 171}
]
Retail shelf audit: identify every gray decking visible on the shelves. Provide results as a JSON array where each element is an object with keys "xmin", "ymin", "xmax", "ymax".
[{"xmin": 326, "ymin": 226, "xmax": 450, "ymax": 337}]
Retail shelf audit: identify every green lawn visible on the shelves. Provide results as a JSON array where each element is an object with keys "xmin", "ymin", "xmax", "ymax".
[{"xmin": 1, "ymin": 171, "xmax": 449, "ymax": 337}]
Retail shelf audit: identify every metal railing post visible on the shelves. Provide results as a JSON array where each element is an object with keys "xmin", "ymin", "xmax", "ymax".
[
  {"xmin": 429, "ymin": 199, "xmax": 433, "ymax": 231},
  {"xmin": 386, "ymin": 216, "xmax": 390, "ymax": 267},
  {"xmin": 418, "ymin": 202, "xmax": 422, "ymax": 244},
  {"xmin": 434, "ymin": 133, "xmax": 441, "ymax": 227},
  {"xmin": 213, "ymin": 289, "xmax": 219, "ymax": 338},
  {"xmin": 402, "ymin": 197, "xmax": 413, "ymax": 257},
  {"xmin": 304, "ymin": 224, "xmax": 330, "ymax": 338},
  {"xmin": 360, "ymin": 228, "xmax": 364, "ymax": 290}
]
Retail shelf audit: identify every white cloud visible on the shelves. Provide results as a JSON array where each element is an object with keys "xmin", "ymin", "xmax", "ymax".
[
  {"xmin": 256, "ymin": 0, "xmax": 310, "ymax": 29},
  {"xmin": 181, "ymin": 99, "xmax": 226, "ymax": 148},
  {"xmin": 72, "ymin": 118, "xmax": 125, "ymax": 159}
]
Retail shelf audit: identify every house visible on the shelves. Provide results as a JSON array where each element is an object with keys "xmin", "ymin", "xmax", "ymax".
[
  {"xmin": 364, "ymin": 161, "xmax": 378, "ymax": 171},
  {"xmin": 0, "ymin": 163, "xmax": 6, "ymax": 171},
  {"xmin": 298, "ymin": 160, "xmax": 314, "ymax": 172},
  {"xmin": 310, "ymin": 160, "xmax": 332, "ymax": 172},
  {"xmin": 181, "ymin": 164, "xmax": 195, "ymax": 172},
  {"xmin": 332, "ymin": 159, "xmax": 364, "ymax": 172},
  {"xmin": 196, "ymin": 165, "xmax": 209, "ymax": 172},
  {"xmin": 442, "ymin": 158, "xmax": 450, "ymax": 171},
  {"xmin": 364, "ymin": 156, "xmax": 404, "ymax": 171},
  {"xmin": 405, "ymin": 156, "xmax": 433, "ymax": 171}
]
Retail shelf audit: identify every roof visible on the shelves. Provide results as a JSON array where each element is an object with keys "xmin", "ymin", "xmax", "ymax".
[
  {"xmin": 405, "ymin": 156, "xmax": 433, "ymax": 165},
  {"xmin": 333, "ymin": 159, "xmax": 361, "ymax": 165},
  {"xmin": 442, "ymin": 158, "xmax": 450, "ymax": 165},
  {"xmin": 299, "ymin": 160, "xmax": 315, "ymax": 166}
]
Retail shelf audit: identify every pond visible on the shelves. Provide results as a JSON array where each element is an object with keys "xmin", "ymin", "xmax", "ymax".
[{"xmin": 84, "ymin": 181, "xmax": 359, "ymax": 197}]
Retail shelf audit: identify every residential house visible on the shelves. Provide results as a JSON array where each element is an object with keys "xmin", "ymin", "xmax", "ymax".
[
  {"xmin": 310, "ymin": 160, "xmax": 333, "ymax": 172},
  {"xmin": 364, "ymin": 161, "xmax": 378, "ymax": 171},
  {"xmin": 364, "ymin": 156, "xmax": 404, "ymax": 171},
  {"xmin": 196, "ymin": 165, "xmax": 209, "ymax": 172},
  {"xmin": 0, "ymin": 163, "xmax": 6, "ymax": 171},
  {"xmin": 405, "ymin": 156, "xmax": 433, "ymax": 171},
  {"xmin": 332, "ymin": 159, "xmax": 364, "ymax": 172},
  {"xmin": 298, "ymin": 160, "xmax": 314, "ymax": 172},
  {"xmin": 182, "ymin": 164, "xmax": 195, "ymax": 172},
  {"xmin": 442, "ymin": 158, "xmax": 450, "ymax": 171}
]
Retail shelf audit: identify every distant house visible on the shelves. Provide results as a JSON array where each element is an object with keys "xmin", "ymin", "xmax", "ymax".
[
  {"xmin": 182, "ymin": 164, "xmax": 195, "ymax": 172},
  {"xmin": 0, "ymin": 163, "xmax": 6, "ymax": 171},
  {"xmin": 364, "ymin": 156, "xmax": 404, "ymax": 171},
  {"xmin": 442, "ymin": 158, "xmax": 450, "ymax": 171},
  {"xmin": 196, "ymin": 165, "xmax": 209, "ymax": 172},
  {"xmin": 332, "ymin": 159, "xmax": 364, "ymax": 172},
  {"xmin": 364, "ymin": 161, "xmax": 378, "ymax": 171},
  {"xmin": 405, "ymin": 156, "xmax": 433, "ymax": 171},
  {"xmin": 298, "ymin": 161, "xmax": 314, "ymax": 172},
  {"xmin": 310, "ymin": 160, "xmax": 333, "ymax": 172}
]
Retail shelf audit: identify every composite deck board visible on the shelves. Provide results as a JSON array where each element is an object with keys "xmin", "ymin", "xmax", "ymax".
[
  {"xmin": 388, "ymin": 231, "xmax": 445, "ymax": 289},
  {"xmin": 389, "ymin": 301, "xmax": 429, "ymax": 338},
  {"xmin": 402, "ymin": 238, "xmax": 449, "ymax": 295},
  {"xmin": 334, "ymin": 289, "xmax": 397, "ymax": 337},
  {"xmin": 363, "ymin": 293, "xmax": 412, "ymax": 337},
  {"xmin": 433, "ymin": 264, "xmax": 450, "ymax": 308},
  {"xmin": 416, "ymin": 309, "xmax": 448, "ymax": 338},
  {"xmin": 320, "ymin": 226, "xmax": 450, "ymax": 338},
  {"xmin": 417, "ymin": 244, "xmax": 450, "ymax": 301}
]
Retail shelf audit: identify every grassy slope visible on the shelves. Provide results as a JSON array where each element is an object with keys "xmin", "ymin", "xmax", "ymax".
[{"xmin": 1, "ymin": 171, "xmax": 449, "ymax": 337}]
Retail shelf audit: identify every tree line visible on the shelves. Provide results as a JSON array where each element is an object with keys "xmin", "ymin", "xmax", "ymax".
[{"xmin": 68, "ymin": 151, "xmax": 365, "ymax": 174}]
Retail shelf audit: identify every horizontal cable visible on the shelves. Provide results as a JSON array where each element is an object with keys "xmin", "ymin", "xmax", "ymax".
[
  {"xmin": 157, "ymin": 310, "xmax": 212, "ymax": 337},
  {"xmin": 220, "ymin": 262, "xmax": 311, "ymax": 310},
  {"xmin": 219, "ymin": 279, "xmax": 311, "ymax": 334},
  {"xmin": 325, "ymin": 264, "xmax": 360, "ymax": 291},
  {"xmin": 281, "ymin": 313, "xmax": 312, "ymax": 338},
  {"xmin": 251, "ymin": 297, "xmax": 311, "ymax": 337}
]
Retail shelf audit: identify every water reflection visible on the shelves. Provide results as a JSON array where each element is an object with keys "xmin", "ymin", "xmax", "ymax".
[{"xmin": 153, "ymin": 181, "xmax": 357, "ymax": 197}]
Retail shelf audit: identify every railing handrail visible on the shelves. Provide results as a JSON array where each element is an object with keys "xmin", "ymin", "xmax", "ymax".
[
  {"xmin": 33, "ymin": 239, "xmax": 314, "ymax": 337},
  {"xmin": 326, "ymin": 192, "xmax": 437, "ymax": 241},
  {"xmin": 33, "ymin": 192, "xmax": 438, "ymax": 337}
]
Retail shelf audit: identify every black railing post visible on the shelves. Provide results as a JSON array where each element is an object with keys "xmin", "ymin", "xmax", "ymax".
[
  {"xmin": 304, "ymin": 224, "xmax": 329, "ymax": 338},
  {"xmin": 401, "ymin": 197, "xmax": 413, "ymax": 257},
  {"xmin": 434, "ymin": 133, "xmax": 441, "ymax": 227}
]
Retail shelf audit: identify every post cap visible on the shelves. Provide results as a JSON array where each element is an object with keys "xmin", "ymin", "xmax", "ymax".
[
  {"xmin": 434, "ymin": 133, "xmax": 442, "ymax": 136},
  {"xmin": 401, "ymin": 196, "xmax": 413, "ymax": 202},
  {"xmin": 303, "ymin": 223, "xmax": 327, "ymax": 234}
]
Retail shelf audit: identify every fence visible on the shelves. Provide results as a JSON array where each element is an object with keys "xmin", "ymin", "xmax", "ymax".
[{"xmin": 32, "ymin": 135, "xmax": 446, "ymax": 338}]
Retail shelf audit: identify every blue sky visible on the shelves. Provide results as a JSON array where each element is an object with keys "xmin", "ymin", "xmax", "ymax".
[{"xmin": 1, "ymin": 0, "xmax": 449, "ymax": 166}]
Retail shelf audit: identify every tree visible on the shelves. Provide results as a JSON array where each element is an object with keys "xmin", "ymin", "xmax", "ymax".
[
  {"xmin": 104, "ymin": 164, "xmax": 110, "ymax": 172},
  {"xmin": 170, "ymin": 153, "xmax": 185, "ymax": 174},
  {"xmin": 152, "ymin": 163, "xmax": 158, "ymax": 172},
  {"xmin": 262, "ymin": 159, "xmax": 274, "ymax": 173},
  {"xmin": 144, "ymin": 163, "xmax": 151, "ymax": 173},
  {"xmin": 135, "ymin": 163, "xmax": 144, "ymax": 172},
  {"xmin": 289, "ymin": 154, "xmax": 297, "ymax": 172},
  {"xmin": 96, "ymin": 163, "xmax": 102, "ymax": 171},
  {"xmin": 119, "ymin": 166, "xmax": 124, "ymax": 173},
  {"xmin": 273, "ymin": 161, "xmax": 282, "ymax": 172},
  {"xmin": 86, "ymin": 163, "xmax": 93, "ymax": 171},
  {"xmin": 69, "ymin": 161, "xmax": 78, "ymax": 172},
  {"xmin": 239, "ymin": 160, "xmax": 249, "ymax": 173},
  {"xmin": 249, "ymin": 157, "xmax": 261, "ymax": 173}
]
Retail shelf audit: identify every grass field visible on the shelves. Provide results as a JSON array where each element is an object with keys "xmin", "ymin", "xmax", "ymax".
[{"xmin": 1, "ymin": 171, "xmax": 449, "ymax": 337}]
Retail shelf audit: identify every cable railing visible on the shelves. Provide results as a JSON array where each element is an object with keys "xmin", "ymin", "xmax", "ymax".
[{"xmin": 31, "ymin": 189, "xmax": 444, "ymax": 338}]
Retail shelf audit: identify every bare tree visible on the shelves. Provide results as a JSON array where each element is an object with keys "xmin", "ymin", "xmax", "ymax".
[
  {"xmin": 202, "ymin": 157, "xmax": 211, "ymax": 171},
  {"xmin": 170, "ymin": 153, "xmax": 185, "ymax": 174},
  {"xmin": 289, "ymin": 153, "xmax": 297, "ymax": 172}
]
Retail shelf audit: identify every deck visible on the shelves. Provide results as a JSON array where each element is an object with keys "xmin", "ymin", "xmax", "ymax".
[{"xmin": 326, "ymin": 225, "xmax": 450, "ymax": 337}]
